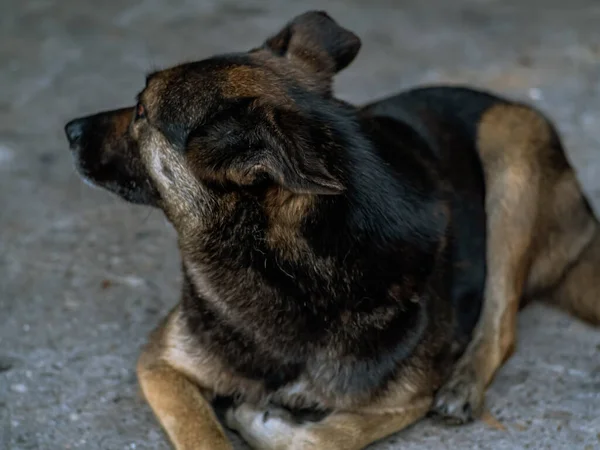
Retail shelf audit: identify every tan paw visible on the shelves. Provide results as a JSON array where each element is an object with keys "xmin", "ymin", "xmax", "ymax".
[{"xmin": 431, "ymin": 363, "xmax": 485, "ymax": 425}]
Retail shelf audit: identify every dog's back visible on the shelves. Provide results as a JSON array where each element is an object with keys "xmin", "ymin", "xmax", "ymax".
[{"xmin": 362, "ymin": 87, "xmax": 497, "ymax": 347}]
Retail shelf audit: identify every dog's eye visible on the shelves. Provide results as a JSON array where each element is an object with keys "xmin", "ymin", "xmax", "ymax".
[{"xmin": 135, "ymin": 103, "xmax": 146, "ymax": 120}]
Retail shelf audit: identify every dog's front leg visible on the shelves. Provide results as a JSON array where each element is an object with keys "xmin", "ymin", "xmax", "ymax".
[
  {"xmin": 137, "ymin": 328, "xmax": 232, "ymax": 450},
  {"xmin": 226, "ymin": 398, "xmax": 431, "ymax": 450}
]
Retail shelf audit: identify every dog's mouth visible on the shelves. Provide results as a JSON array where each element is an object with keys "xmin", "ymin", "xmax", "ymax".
[
  {"xmin": 67, "ymin": 134, "xmax": 105, "ymax": 191},
  {"xmin": 72, "ymin": 155, "xmax": 155, "ymax": 205},
  {"xmin": 64, "ymin": 116, "xmax": 159, "ymax": 206},
  {"xmin": 69, "ymin": 148, "xmax": 95, "ymax": 183}
]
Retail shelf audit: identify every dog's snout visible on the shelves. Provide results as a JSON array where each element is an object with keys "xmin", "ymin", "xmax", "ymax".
[{"xmin": 65, "ymin": 118, "xmax": 86, "ymax": 147}]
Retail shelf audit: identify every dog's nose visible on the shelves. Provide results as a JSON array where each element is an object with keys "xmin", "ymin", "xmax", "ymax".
[{"xmin": 64, "ymin": 118, "xmax": 86, "ymax": 147}]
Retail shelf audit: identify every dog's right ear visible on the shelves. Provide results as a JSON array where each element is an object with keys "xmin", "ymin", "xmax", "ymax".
[
  {"xmin": 186, "ymin": 102, "xmax": 345, "ymax": 195},
  {"xmin": 262, "ymin": 11, "xmax": 361, "ymax": 78}
]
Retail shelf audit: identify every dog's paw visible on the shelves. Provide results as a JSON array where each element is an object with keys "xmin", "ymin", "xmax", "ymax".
[
  {"xmin": 226, "ymin": 404, "xmax": 291, "ymax": 429},
  {"xmin": 226, "ymin": 403, "xmax": 257, "ymax": 432},
  {"xmin": 430, "ymin": 365, "xmax": 484, "ymax": 425},
  {"xmin": 225, "ymin": 404, "xmax": 299, "ymax": 449}
]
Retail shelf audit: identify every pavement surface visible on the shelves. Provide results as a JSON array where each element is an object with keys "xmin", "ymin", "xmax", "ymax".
[{"xmin": 1, "ymin": 0, "xmax": 600, "ymax": 449}]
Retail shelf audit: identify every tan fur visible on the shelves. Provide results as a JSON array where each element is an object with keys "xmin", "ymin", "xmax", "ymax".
[
  {"xmin": 544, "ymin": 229, "xmax": 600, "ymax": 325},
  {"xmin": 527, "ymin": 171, "xmax": 597, "ymax": 295},
  {"xmin": 223, "ymin": 66, "xmax": 288, "ymax": 101},
  {"xmin": 478, "ymin": 103, "xmax": 547, "ymax": 368},
  {"xmin": 249, "ymin": 51, "xmax": 332, "ymax": 96},
  {"xmin": 139, "ymin": 77, "xmax": 168, "ymax": 120},
  {"xmin": 434, "ymin": 103, "xmax": 600, "ymax": 420},
  {"xmin": 139, "ymin": 126, "xmax": 213, "ymax": 228},
  {"xmin": 112, "ymin": 109, "xmax": 133, "ymax": 135},
  {"xmin": 226, "ymin": 396, "xmax": 432, "ymax": 450},
  {"xmin": 136, "ymin": 301, "xmax": 439, "ymax": 450},
  {"xmin": 137, "ymin": 311, "xmax": 233, "ymax": 450},
  {"xmin": 264, "ymin": 188, "xmax": 314, "ymax": 259},
  {"xmin": 226, "ymin": 364, "xmax": 434, "ymax": 450},
  {"xmin": 158, "ymin": 308, "xmax": 267, "ymax": 402},
  {"xmin": 433, "ymin": 104, "xmax": 548, "ymax": 416}
]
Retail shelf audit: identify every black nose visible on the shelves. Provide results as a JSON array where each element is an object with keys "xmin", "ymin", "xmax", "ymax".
[{"xmin": 65, "ymin": 118, "xmax": 86, "ymax": 147}]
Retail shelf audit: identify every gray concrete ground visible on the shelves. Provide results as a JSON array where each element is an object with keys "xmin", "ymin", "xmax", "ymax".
[{"xmin": 1, "ymin": 0, "xmax": 600, "ymax": 449}]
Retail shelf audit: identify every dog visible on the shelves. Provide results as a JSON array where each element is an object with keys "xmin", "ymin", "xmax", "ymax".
[{"xmin": 64, "ymin": 11, "xmax": 600, "ymax": 450}]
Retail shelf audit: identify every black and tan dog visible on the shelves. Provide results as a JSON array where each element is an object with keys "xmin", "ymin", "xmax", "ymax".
[{"xmin": 64, "ymin": 11, "xmax": 600, "ymax": 450}]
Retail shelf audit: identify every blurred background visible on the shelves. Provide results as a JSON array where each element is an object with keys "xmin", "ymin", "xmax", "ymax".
[{"xmin": 1, "ymin": 0, "xmax": 599, "ymax": 449}]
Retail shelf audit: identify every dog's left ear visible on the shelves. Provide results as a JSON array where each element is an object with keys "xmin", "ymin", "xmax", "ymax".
[{"xmin": 263, "ymin": 11, "xmax": 361, "ymax": 78}]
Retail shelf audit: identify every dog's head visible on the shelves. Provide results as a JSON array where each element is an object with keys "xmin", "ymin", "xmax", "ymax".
[{"xmin": 65, "ymin": 11, "xmax": 361, "ymax": 221}]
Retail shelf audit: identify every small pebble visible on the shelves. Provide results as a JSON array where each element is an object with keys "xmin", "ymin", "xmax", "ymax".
[
  {"xmin": 11, "ymin": 383, "xmax": 27, "ymax": 393},
  {"xmin": 0, "ymin": 144, "xmax": 15, "ymax": 166},
  {"xmin": 528, "ymin": 88, "xmax": 543, "ymax": 101},
  {"xmin": 0, "ymin": 356, "xmax": 16, "ymax": 373},
  {"xmin": 582, "ymin": 114, "xmax": 596, "ymax": 127}
]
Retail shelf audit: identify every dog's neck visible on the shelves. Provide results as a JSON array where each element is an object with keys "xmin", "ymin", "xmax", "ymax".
[{"xmin": 170, "ymin": 102, "xmax": 448, "ymax": 360}]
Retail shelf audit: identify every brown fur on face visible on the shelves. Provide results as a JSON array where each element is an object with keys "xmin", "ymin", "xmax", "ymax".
[
  {"xmin": 221, "ymin": 66, "xmax": 289, "ymax": 101},
  {"xmin": 263, "ymin": 187, "xmax": 315, "ymax": 260},
  {"xmin": 64, "ymin": 10, "xmax": 599, "ymax": 450}
]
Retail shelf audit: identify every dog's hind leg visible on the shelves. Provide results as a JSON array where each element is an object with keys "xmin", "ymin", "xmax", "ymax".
[
  {"xmin": 523, "ymin": 158, "xmax": 600, "ymax": 326},
  {"xmin": 544, "ymin": 228, "xmax": 600, "ymax": 325},
  {"xmin": 431, "ymin": 104, "xmax": 547, "ymax": 424}
]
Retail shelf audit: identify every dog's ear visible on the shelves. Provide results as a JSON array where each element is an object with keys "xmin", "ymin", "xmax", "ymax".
[
  {"xmin": 263, "ymin": 11, "xmax": 361, "ymax": 77},
  {"xmin": 187, "ymin": 104, "xmax": 344, "ymax": 195},
  {"xmin": 251, "ymin": 107, "xmax": 345, "ymax": 195}
]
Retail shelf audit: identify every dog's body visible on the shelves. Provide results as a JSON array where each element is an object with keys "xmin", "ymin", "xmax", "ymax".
[{"xmin": 64, "ymin": 12, "xmax": 600, "ymax": 450}]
